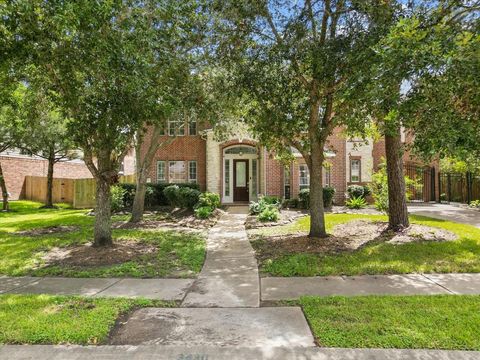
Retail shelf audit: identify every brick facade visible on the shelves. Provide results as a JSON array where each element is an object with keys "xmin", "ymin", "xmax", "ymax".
[
  {"xmin": 142, "ymin": 125, "xmax": 207, "ymax": 190},
  {"xmin": 142, "ymin": 123, "xmax": 438, "ymax": 205}
]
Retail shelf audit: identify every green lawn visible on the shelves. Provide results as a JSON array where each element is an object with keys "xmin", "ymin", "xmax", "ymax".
[
  {"xmin": 297, "ymin": 295, "xmax": 480, "ymax": 350},
  {"xmin": 250, "ymin": 213, "xmax": 480, "ymax": 276},
  {"xmin": 0, "ymin": 201, "xmax": 205, "ymax": 278},
  {"xmin": 0, "ymin": 294, "xmax": 171, "ymax": 344}
]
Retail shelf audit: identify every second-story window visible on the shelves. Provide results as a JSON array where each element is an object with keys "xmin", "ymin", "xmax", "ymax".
[{"xmin": 168, "ymin": 119, "xmax": 185, "ymax": 136}]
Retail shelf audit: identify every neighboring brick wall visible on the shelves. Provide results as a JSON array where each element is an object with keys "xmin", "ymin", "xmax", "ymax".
[
  {"xmin": 0, "ymin": 155, "xmax": 93, "ymax": 200},
  {"xmin": 143, "ymin": 129, "xmax": 207, "ymax": 190}
]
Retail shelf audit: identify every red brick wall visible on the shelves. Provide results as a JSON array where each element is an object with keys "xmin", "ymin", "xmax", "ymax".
[
  {"xmin": 143, "ymin": 129, "xmax": 207, "ymax": 190},
  {"xmin": 0, "ymin": 156, "xmax": 93, "ymax": 200},
  {"xmin": 264, "ymin": 150, "xmax": 283, "ymax": 197}
]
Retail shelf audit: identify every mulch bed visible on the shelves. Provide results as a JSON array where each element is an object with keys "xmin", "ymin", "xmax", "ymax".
[
  {"xmin": 113, "ymin": 208, "xmax": 224, "ymax": 231},
  {"xmin": 246, "ymin": 209, "xmax": 308, "ymax": 229},
  {"xmin": 251, "ymin": 219, "xmax": 458, "ymax": 261},
  {"xmin": 16, "ymin": 225, "xmax": 80, "ymax": 236},
  {"xmin": 42, "ymin": 241, "xmax": 157, "ymax": 267}
]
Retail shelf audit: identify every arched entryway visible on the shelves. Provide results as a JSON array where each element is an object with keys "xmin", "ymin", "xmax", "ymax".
[{"xmin": 222, "ymin": 144, "xmax": 259, "ymax": 203}]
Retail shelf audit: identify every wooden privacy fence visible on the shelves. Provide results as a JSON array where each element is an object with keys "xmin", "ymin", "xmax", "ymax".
[{"xmin": 24, "ymin": 174, "xmax": 135, "ymax": 208}]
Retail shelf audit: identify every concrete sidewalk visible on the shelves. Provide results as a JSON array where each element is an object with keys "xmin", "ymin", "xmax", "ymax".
[
  {"xmin": 0, "ymin": 276, "xmax": 193, "ymax": 300},
  {"xmin": 1, "ymin": 345, "xmax": 478, "ymax": 360},
  {"xmin": 261, "ymin": 273, "xmax": 480, "ymax": 300}
]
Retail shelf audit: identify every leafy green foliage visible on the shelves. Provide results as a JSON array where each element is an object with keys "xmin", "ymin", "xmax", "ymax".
[
  {"xmin": 258, "ymin": 207, "xmax": 280, "ymax": 223},
  {"xmin": 371, "ymin": 163, "xmax": 415, "ymax": 213},
  {"xmin": 110, "ymin": 185, "xmax": 126, "ymax": 213},
  {"xmin": 345, "ymin": 197, "xmax": 368, "ymax": 210},
  {"xmin": 194, "ymin": 206, "xmax": 213, "ymax": 219},
  {"xmin": 163, "ymin": 185, "xmax": 200, "ymax": 209},
  {"xmin": 249, "ymin": 196, "xmax": 281, "ymax": 215},
  {"xmin": 119, "ymin": 183, "xmax": 199, "ymax": 209},
  {"xmin": 196, "ymin": 192, "xmax": 221, "ymax": 210},
  {"xmin": 469, "ymin": 200, "xmax": 480, "ymax": 209},
  {"xmin": 298, "ymin": 295, "xmax": 480, "ymax": 350},
  {"xmin": 346, "ymin": 185, "xmax": 371, "ymax": 200},
  {"xmin": 298, "ymin": 187, "xmax": 336, "ymax": 209}
]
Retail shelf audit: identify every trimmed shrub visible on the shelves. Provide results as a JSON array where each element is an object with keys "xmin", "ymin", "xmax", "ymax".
[
  {"xmin": 194, "ymin": 206, "xmax": 213, "ymax": 219},
  {"xmin": 110, "ymin": 185, "xmax": 126, "ymax": 212},
  {"xmin": 258, "ymin": 206, "xmax": 280, "ymax": 222},
  {"xmin": 163, "ymin": 185, "xmax": 180, "ymax": 207},
  {"xmin": 323, "ymin": 186, "xmax": 336, "ymax": 208},
  {"xmin": 298, "ymin": 186, "xmax": 336, "ymax": 209},
  {"xmin": 177, "ymin": 187, "xmax": 201, "ymax": 209},
  {"xmin": 298, "ymin": 189, "xmax": 310, "ymax": 209},
  {"xmin": 347, "ymin": 185, "xmax": 371, "ymax": 200},
  {"xmin": 118, "ymin": 182, "xmax": 200, "ymax": 209},
  {"xmin": 196, "ymin": 192, "xmax": 220, "ymax": 210},
  {"xmin": 249, "ymin": 196, "xmax": 281, "ymax": 215},
  {"xmin": 345, "ymin": 196, "xmax": 368, "ymax": 209}
]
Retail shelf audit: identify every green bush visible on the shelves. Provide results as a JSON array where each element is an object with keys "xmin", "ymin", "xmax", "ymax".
[
  {"xmin": 258, "ymin": 206, "xmax": 280, "ymax": 222},
  {"xmin": 347, "ymin": 185, "xmax": 371, "ymax": 199},
  {"xmin": 118, "ymin": 182, "xmax": 200, "ymax": 208},
  {"xmin": 345, "ymin": 196, "xmax": 368, "ymax": 209},
  {"xmin": 262, "ymin": 196, "xmax": 281, "ymax": 206},
  {"xmin": 177, "ymin": 187, "xmax": 201, "ymax": 209},
  {"xmin": 370, "ymin": 162, "xmax": 416, "ymax": 213},
  {"xmin": 323, "ymin": 186, "xmax": 336, "ymax": 208},
  {"xmin": 194, "ymin": 206, "xmax": 213, "ymax": 219},
  {"xmin": 110, "ymin": 185, "xmax": 126, "ymax": 212},
  {"xmin": 196, "ymin": 192, "xmax": 220, "ymax": 210},
  {"xmin": 469, "ymin": 200, "xmax": 480, "ymax": 208},
  {"xmin": 299, "ymin": 187, "xmax": 336, "ymax": 209},
  {"xmin": 249, "ymin": 196, "xmax": 281, "ymax": 215},
  {"xmin": 163, "ymin": 185, "xmax": 180, "ymax": 207},
  {"xmin": 298, "ymin": 189, "xmax": 310, "ymax": 209}
]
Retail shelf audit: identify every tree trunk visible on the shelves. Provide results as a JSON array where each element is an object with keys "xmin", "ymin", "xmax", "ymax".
[
  {"xmin": 44, "ymin": 154, "xmax": 55, "ymax": 208},
  {"xmin": 0, "ymin": 162, "xmax": 9, "ymax": 211},
  {"xmin": 308, "ymin": 141, "xmax": 327, "ymax": 238},
  {"xmin": 93, "ymin": 176, "xmax": 113, "ymax": 247},
  {"xmin": 385, "ymin": 129, "xmax": 410, "ymax": 230},
  {"xmin": 130, "ymin": 170, "xmax": 147, "ymax": 223}
]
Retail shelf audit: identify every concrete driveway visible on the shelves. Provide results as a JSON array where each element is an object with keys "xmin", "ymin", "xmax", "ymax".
[{"xmin": 408, "ymin": 203, "xmax": 480, "ymax": 228}]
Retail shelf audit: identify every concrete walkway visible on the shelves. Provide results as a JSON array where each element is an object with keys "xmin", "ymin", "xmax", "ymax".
[
  {"xmin": 261, "ymin": 273, "xmax": 480, "ymax": 300},
  {"xmin": 1, "ymin": 345, "xmax": 479, "ymax": 360},
  {"xmin": 0, "ymin": 276, "xmax": 193, "ymax": 300},
  {"xmin": 409, "ymin": 203, "xmax": 480, "ymax": 228},
  {"xmin": 182, "ymin": 211, "xmax": 260, "ymax": 307}
]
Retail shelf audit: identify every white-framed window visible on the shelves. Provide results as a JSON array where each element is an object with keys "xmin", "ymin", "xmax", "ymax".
[
  {"xmin": 299, "ymin": 164, "xmax": 310, "ymax": 190},
  {"xmin": 350, "ymin": 159, "xmax": 361, "ymax": 182},
  {"xmin": 169, "ymin": 161, "xmax": 186, "ymax": 182},
  {"xmin": 168, "ymin": 119, "xmax": 185, "ymax": 136},
  {"xmin": 323, "ymin": 166, "xmax": 331, "ymax": 186},
  {"xmin": 188, "ymin": 161, "xmax": 197, "ymax": 183},
  {"xmin": 189, "ymin": 118, "xmax": 197, "ymax": 135},
  {"xmin": 156, "ymin": 161, "xmax": 166, "ymax": 182}
]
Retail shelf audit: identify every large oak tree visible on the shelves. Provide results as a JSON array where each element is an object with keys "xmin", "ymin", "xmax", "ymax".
[{"xmin": 213, "ymin": 0, "xmax": 400, "ymax": 237}]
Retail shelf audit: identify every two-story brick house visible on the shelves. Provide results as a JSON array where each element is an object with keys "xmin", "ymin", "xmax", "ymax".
[{"xmin": 141, "ymin": 119, "xmax": 439, "ymax": 205}]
